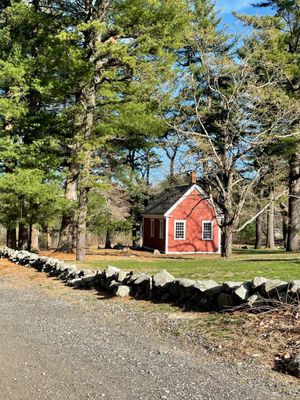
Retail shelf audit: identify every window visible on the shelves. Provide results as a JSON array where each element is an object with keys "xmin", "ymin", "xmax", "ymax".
[
  {"xmin": 150, "ymin": 219, "xmax": 155, "ymax": 238},
  {"xmin": 159, "ymin": 220, "xmax": 164, "ymax": 239},
  {"xmin": 174, "ymin": 220, "xmax": 186, "ymax": 240},
  {"xmin": 202, "ymin": 221, "xmax": 213, "ymax": 240}
]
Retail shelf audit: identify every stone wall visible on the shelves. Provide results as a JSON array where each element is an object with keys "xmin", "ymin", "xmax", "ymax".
[{"xmin": 1, "ymin": 247, "xmax": 300, "ymax": 311}]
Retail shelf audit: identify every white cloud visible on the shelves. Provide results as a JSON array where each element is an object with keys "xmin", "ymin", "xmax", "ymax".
[{"xmin": 216, "ymin": 0, "xmax": 252, "ymax": 13}]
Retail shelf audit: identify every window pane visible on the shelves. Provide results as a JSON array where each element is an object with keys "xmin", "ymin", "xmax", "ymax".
[
  {"xmin": 159, "ymin": 220, "xmax": 164, "ymax": 239},
  {"xmin": 150, "ymin": 220, "xmax": 155, "ymax": 237},
  {"xmin": 175, "ymin": 221, "xmax": 185, "ymax": 239},
  {"xmin": 203, "ymin": 222, "xmax": 213, "ymax": 240}
]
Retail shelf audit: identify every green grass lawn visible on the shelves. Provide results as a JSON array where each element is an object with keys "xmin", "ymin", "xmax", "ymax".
[{"xmin": 76, "ymin": 248, "xmax": 300, "ymax": 283}]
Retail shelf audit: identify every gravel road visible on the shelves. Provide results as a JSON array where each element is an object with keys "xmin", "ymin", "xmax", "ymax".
[{"xmin": 0, "ymin": 259, "xmax": 299, "ymax": 400}]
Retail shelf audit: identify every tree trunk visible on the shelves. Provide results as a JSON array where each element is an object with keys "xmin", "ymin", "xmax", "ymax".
[
  {"xmin": 18, "ymin": 223, "xmax": 28, "ymax": 250},
  {"xmin": 6, "ymin": 228, "xmax": 17, "ymax": 249},
  {"xmin": 279, "ymin": 203, "xmax": 289, "ymax": 249},
  {"xmin": 56, "ymin": 157, "xmax": 78, "ymax": 253},
  {"xmin": 76, "ymin": 186, "xmax": 89, "ymax": 261},
  {"xmin": 221, "ymin": 225, "xmax": 233, "ymax": 257},
  {"xmin": 266, "ymin": 188, "xmax": 275, "ymax": 249},
  {"xmin": 287, "ymin": 152, "xmax": 300, "ymax": 251},
  {"xmin": 47, "ymin": 229, "xmax": 52, "ymax": 250},
  {"xmin": 132, "ymin": 223, "xmax": 138, "ymax": 248},
  {"xmin": 255, "ymin": 210, "xmax": 264, "ymax": 249},
  {"xmin": 105, "ymin": 230, "xmax": 113, "ymax": 249},
  {"xmin": 31, "ymin": 225, "xmax": 40, "ymax": 252},
  {"xmin": 75, "ymin": 83, "xmax": 95, "ymax": 262},
  {"xmin": 170, "ymin": 156, "xmax": 175, "ymax": 183},
  {"xmin": 27, "ymin": 224, "xmax": 33, "ymax": 252}
]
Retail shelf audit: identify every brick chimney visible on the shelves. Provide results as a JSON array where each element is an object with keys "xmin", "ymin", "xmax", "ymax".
[{"xmin": 191, "ymin": 171, "xmax": 197, "ymax": 184}]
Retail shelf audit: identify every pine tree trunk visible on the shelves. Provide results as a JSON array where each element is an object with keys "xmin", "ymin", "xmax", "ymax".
[
  {"xmin": 266, "ymin": 189, "xmax": 275, "ymax": 249},
  {"xmin": 18, "ymin": 223, "xmax": 28, "ymax": 250},
  {"xmin": 47, "ymin": 229, "xmax": 52, "ymax": 250},
  {"xmin": 56, "ymin": 157, "xmax": 78, "ymax": 252},
  {"xmin": 27, "ymin": 224, "xmax": 33, "ymax": 252},
  {"xmin": 221, "ymin": 225, "xmax": 233, "ymax": 257},
  {"xmin": 287, "ymin": 152, "xmax": 300, "ymax": 251},
  {"xmin": 6, "ymin": 228, "xmax": 17, "ymax": 249},
  {"xmin": 132, "ymin": 224, "xmax": 138, "ymax": 248},
  {"xmin": 105, "ymin": 230, "xmax": 113, "ymax": 249},
  {"xmin": 76, "ymin": 187, "xmax": 88, "ymax": 261},
  {"xmin": 255, "ymin": 211, "xmax": 264, "ymax": 249},
  {"xmin": 31, "ymin": 225, "xmax": 40, "ymax": 252},
  {"xmin": 75, "ymin": 83, "xmax": 95, "ymax": 261}
]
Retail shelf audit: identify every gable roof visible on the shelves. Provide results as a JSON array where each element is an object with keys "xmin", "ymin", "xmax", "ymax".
[{"xmin": 143, "ymin": 184, "xmax": 193, "ymax": 216}]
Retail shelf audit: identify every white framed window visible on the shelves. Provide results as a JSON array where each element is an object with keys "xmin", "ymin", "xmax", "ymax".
[
  {"xmin": 159, "ymin": 220, "xmax": 164, "ymax": 239},
  {"xmin": 202, "ymin": 220, "xmax": 213, "ymax": 240},
  {"xmin": 174, "ymin": 220, "xmax": 186, "ymax": 240},
  {"xmin": 150, "ymin": 219, "xmax": 155, "ymax": 238}
]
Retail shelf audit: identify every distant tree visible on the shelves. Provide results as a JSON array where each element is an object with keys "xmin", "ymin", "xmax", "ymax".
[
  {"xmin": 0, "ymin": 169, "xmax": 64, "ymax": 251},
  {"xmin": 88, "ymin": 184, "xmax": 131, "ymax": 249}
]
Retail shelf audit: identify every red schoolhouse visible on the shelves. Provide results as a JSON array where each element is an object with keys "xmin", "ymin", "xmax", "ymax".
[{"xmin": 142, "ymin": 176, "xmax": 221, "ymax": 254}]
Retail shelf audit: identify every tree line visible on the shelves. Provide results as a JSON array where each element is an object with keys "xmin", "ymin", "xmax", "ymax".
[{"xmin": 0, "ymin": 0, "xmax": 299, "ymax": 258}]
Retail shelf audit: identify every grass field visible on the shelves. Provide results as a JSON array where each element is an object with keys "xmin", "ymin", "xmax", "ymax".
[{"xmin": 73, "ymin": 248, "xmax": 300, "ymax": 283}]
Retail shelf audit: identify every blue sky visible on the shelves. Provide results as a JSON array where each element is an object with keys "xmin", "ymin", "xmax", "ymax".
[
  {"xmin": 216, "ymin": 0, "xmax": 253, "ymax": 14},
  {"xmin": 215, "ymin": 1, "xmax": 272, "ymax": 34}
]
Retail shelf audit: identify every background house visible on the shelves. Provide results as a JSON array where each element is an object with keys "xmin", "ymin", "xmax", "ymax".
[{"xmin": 142, "ymin": 174, "xmax": 221, "ymax": 254}]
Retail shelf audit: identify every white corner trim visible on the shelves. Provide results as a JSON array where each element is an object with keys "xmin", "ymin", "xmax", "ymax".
[
  {"xmin": 218, "ymin": 226, "xmax": 221, "ymax": 254},
  {"xmin": 165, "ymin": 217, "xmax": 169, "ymax": 253}
]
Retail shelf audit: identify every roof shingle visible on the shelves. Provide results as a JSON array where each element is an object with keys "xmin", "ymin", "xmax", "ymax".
[{"xmin": 143, "ymin": 184, "xmax": 191, "ymax": 216}]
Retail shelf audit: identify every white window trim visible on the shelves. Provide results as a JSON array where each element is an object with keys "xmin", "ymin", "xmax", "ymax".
[
  {"xmin": 202, "ymin": 220, "xmax": 213, "ymax": 240},
  {"xmin": 174, "ymin": 220, "xmax": 186, "ymax": 240},
  {"xmin": 150, "ymin": 219, "xmax": 155, "ymax": 238},
  {"xmin": 159, "ymin": 220, "xmax": 164, "ymax": 239}
]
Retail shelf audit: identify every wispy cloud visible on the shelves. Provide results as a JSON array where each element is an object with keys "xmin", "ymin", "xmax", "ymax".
[{"xmin": 216, "ymin": 0, "xmax": 253, "ymax": 14}]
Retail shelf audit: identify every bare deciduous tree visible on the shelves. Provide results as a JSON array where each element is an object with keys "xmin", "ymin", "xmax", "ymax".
[{"xmin": 170, "ymin": 38, "xmax": 300, "ymax": 256}]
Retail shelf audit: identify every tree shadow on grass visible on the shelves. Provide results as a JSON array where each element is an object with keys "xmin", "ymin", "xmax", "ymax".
[{"xmin": 244, "ymin": 258, "xmax": 300, "ymax": 264}]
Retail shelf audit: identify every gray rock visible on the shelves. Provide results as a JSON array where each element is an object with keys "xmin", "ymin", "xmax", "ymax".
[
  {"xmin": 153, "ymin": 270, "xmax": 175, "ymax": 289},
  {"xmin": 252, "ymin": 277, "xmax": 268, "ymax": 290},
  {"xmin": 287, "ymin": 353, "xmax": 300, "ymax": 378},
  {"xmin": 179, "ymin": 278, "xmax": 196, "ymax": 288},
  {"xmin": 105, "ymin": 265, "xmax": 121, "ymax": 279},
  {"xmin": 126, "ymin": 271, "xmax": 146, "ymax": 284},
  {"xmin": 153, "ymin": 249, "xmax": 161, "ymax": 256},
  {"xmin": 217, "ymin": 293, "xmax": 234, "ymax": 309},
  {"xmin": 114, "ymin": 285, "xmax": 131, "ymax": 297},
  {"xmin": 288, "ymin": 280, "xmax": 300, "ymax": 294},
  {"xmin": 116, "ymin": 270, "xmax": 129, "ymax": 282},
  {"xmin": 132, "ymin": 275, "xmax": 152, "ymax": 298},
  {"xmin": 195, "ymin": 280, "xmax": 222, "ymax": 296},
  {"xmin": 234, "ymin": 282, "xmax": 251, "ymax": 301},
  {"xmin": 262, "ymin": 279, "xmax": 288, "ymax": 296},
  {"xmin": 246, "ymin": 293, "xmax": 267, "ymax": 309},
  {"xmin": 68, "ymin": 278, "xmax": 82, "ymax": 288},
  {"xmin": 134, "ymin": 274, "xmax": 151, "ymax": 285},
  {"xmin": 152, "ymin": 269, "xmax": 175, "ymax": 297},
  {"xmin": 108, "ymin": 280, "xmax": 118, "ymax": 290},
  {"xmin": 222, "ymin": 282, "xmax": 243, "ymax": 293},
  {"xmin": 177, "ymin": 279, "xmax": 197, "ymax": 302}
]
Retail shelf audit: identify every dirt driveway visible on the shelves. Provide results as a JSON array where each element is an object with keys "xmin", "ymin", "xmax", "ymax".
[{"xmin": 0, "ymin": 259, "xmax": 299, "ymax": 400}]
